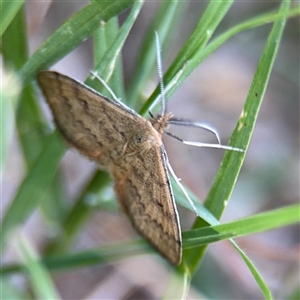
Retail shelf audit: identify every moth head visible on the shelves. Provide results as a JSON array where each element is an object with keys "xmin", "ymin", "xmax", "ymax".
[{"xmin": 150, "ymin": 112, "xmax": 173, "ymax": 133}]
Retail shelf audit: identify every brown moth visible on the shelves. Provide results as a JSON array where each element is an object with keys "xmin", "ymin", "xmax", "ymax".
[{"xmin": 37, "ymin": 71, "xmax": 182, "ymax": 265}]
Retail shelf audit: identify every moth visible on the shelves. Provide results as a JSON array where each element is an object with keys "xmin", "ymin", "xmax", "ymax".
[{"xmin": 38, "ymin": 71, "xmax": 182, "ymax": 265}]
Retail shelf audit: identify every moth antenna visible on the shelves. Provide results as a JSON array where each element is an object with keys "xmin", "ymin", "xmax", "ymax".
[
  {"xmin": 90, "ymin": 71, "xmax": 122, "ymax": 104},
  {"xmin": 149, "ymin": 67, "xmax": 184, "ymax": 113},
  {"xmin": 167, "ymin": 118, "xmax": 244, "ymax": 152},
  {"xmin": 168, "ymin": 118, "xmax": 221, "ymax": 144},
  {"xmin": 164, "ymin": 130, "xmax": 184, "ymax": 142},
  {"xmin": 165, "ymin": 129, "xmax": 243, "ymax": 152},
  {"xmin": 167, "ymin": 161, "xmax": 198, "ymax": 215},
  {"xmin": 155, "ymin": 31, "xmax": 166, "ymax": 117},
  {"xmin": 182, "ymin": 140, "xmax": 244, "ymax": 152}
]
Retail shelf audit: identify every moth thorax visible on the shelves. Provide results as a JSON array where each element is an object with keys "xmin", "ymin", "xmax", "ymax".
[{"xmin": 130, "ymin": 132, "xmax": 148, "ymax": 149}]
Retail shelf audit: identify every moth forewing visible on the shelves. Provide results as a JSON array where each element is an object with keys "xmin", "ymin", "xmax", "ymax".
[{"xmin": 37, "ymin": 71, "xmax": 183, "ymax": 265}]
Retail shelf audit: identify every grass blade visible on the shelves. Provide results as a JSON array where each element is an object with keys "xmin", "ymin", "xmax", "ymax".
[
  {"xmin": 1, "ymin": 69, "xmax": 21, "ymax": 175},
  {"xmin": 139, "ymin": 1, "xmax": 234, "ymax": 115},
  {"xmin": 0, "ymin": 0, "xmax": 24, "ymax": 36},
  {"xmin": 93, "ymin": 17, "xmax": 126, "ymax": 100},
  {"xmin": 44, "ymin": 171, "xmax": 112, "ymax": 255},
  {"xmin": 182, "ymin": 1, "xmax": 292, "ymax": 298},
  {"xmin": 1, "ymin": 131, "xmax": 66, "ymax": 249},
  {"xmin": 2, "ymin": 5, "xmax": 69, "ymax": 223},
  {"xmin": 1, "ymin": 239, "xmax": 150, "ymax": 275},
  {"xmin": 183, "ymin": 204, "xmax": 299, "ymax": 246},
  {"xmin": 19, "ymin": 0, "xmax": 135, "ymax": 85},
  {"xmin": 14, "ymin": 234, "xmax": 61, "ymax": 300},
  {"xmin": 127, "ymin": 0, "xmax": 188, "ymax": 107},
  {"xmin": 86, "ymin": 0, "xmax": 144, "ymax": 100}
]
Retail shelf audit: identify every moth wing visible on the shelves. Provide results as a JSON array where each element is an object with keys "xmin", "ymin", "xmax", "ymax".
[
  {"xmin": 37, "ymin": 71, "xmax": 140, "ymax": 161},
  {"xmin": 114, "ymin": 145, "xmax": 182, "ymax": 265}
]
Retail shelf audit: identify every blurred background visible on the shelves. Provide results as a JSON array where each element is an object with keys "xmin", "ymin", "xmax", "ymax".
[{"xmin": 3, "ymin": 1, "xmax": 299, "ymax": 299}]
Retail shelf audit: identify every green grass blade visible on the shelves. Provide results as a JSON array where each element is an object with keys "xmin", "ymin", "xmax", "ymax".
[
  {"xmin": 288, "ymin": 287, "xmax": 300, "ymax": 300},
  {"xmin": 162, "ymin": 271, "xmax": 191, "ymax": 300},
  {"xmin": 139, "ymin": 3, "xmax": 298, "ymax": 116},
  {"xmin": 165, "ymin": 1, "xmax": 234, "ymax": 74},
  {"xmin": 127, "ymin": 0, "xmax": 188, "ymax": 108},
  {"xmin": 0, "ymin": 277, "xmax": 29, "ymax": 299},
  {"xmin": 44, "ymin": 240, "xmax": 150, "ymax": 271},
  {"xmin": 2, "ymin": 5, "xmax": 69, "ymax": 224},
  {"xmin": 2, "ymin": 5, "xmax": 28, "ymax": 71},
  {"xmin": 92, "ymin": 9, "xmax": 116, "ymax": 65},
  {"xmin": 206, "ymin": 0, "xmax": 291, "ymax": 220},
  {"xmin": 1, "ymin": 240, "xmax": 150, "ymax": 275},
  {"xmin": 177, "ymin": 188, "xmax": 297, "ymax": 299},
  {"xmin": 172, "ymin": 177, "xmax": 276, "ymax": 298},
  {"xmin": 2, "ymin": 202, "xmax": 297, "ymax": 296},
  {"xmin": 16, "ymin": 86, "xmax": 49, "ymax": 165},
  {"xmin": 1, "ymin": 70, "xmax": 21, "ymax": 175},
  {"xmin": 170, "ymin": 177, "xmax": 220, "ymax": 226},
  {"xmin": 176, "ymin": 186, "xmax": 296, "ymax": 299},
  {"xmin": 201, "ymin": 6, "xmax": 300, "ymax": 66},
  {"xmin": 183, "ymin": 0, "xmax": 291, "ymax": 289},
  {"xmin": 19, "ymin": 0, "xmax": 135, "ymax": 85},
  {"xmin": 1, "ymin": 131, "xmax": 66, "ymax": 249},
  {"xmin": 231, "ymin": 241, "xmax": 272, "ymax": 300},
  {"xmin": 183, "ymin": 204, "xmax": 299, "ymax": 246},
  {"xmin": 0, "ymin": 0, "xmax": 24, "ymax": 36},
  {"xmin": 139, "ymin": 1, "xmax": 234, "ymax": 115},
  {"xmin": 86, "ymin": 0, "xmax": 144, "ymax": 101},
  {"xmin": 15, "ymin": 234, "xmax": 61, "ymax": 300},
  {"xmin": 2, "ymin": 6, "xmax": 49, "ymax": 165},
  {"xmin": 93, "ymin": 17, "xmax": 126, "ymax": 100},
  {"xmin": 44, "ymin": 171, "xmax": 112, "ymax": 255}
]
